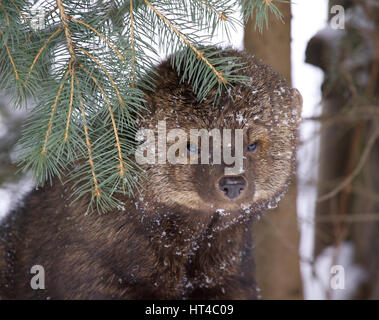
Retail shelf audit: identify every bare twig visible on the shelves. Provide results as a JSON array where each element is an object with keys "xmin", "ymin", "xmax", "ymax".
[
  {"xmin": 316, "ymin": 213, "xmax": 379, "ymax": 223},
  {"xmin": 317, "ymin": 126, "xmax": 379, "ymax": 202}
]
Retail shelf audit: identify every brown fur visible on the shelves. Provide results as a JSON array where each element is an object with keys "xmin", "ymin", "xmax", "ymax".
[{"xmin": 0, "ymin": 49, "xmax": 302, "ymax": 299}]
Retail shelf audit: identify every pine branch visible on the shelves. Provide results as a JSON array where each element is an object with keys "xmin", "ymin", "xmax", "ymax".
[
  {"xmin": 78, "ymin": 63, "xmax": 128, "ymax": 188},
  {"xmin": 67, "ymin": 16, "xmax": 125, "ymax": 60},
  {"xmin": 0, "ymin": 0, "xmax": 287, "ymax": 212},
  {"xmin": 25, "ymin": 26, "xmax": 63, "ymax": 86},
  {"xmin": 144, "ymin": 0, "xmax": 227, "ymax": 84},
  {"xmin": 77, "ymin": 47, "xmax": 125, "ymax": 107},
  {"xmin": 76, "ymin": 77, "xmax": 101, "ymax": 198},
  {"xmin": 41, "ymin": 68, "xmax": 70, "ymax": 156},
  {"xmin": 63, "ymin": 62, "xmax": 75, "ymax": 142},
  {"xmin": 240, "ymin": 0, "xmax": 286, "ymax": 32},
  {"xmin": 0, "ymin": 29, "xmax": 19, "ymax": 80},
  {"xmin": 129, "ymin": 0, "xmax": 136, "ymax": 87}
]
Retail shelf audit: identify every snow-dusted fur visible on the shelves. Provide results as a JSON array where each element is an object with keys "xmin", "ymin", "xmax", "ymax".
[{"xmin": 0, "ymin": 50, "xmax": 302, "ymax": 299}]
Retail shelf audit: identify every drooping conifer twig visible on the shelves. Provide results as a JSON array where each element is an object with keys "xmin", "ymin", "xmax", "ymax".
[
  {"xmin": 64, "ymin": 63, "xmax": 75, "ymax": 142},
  {"xmin": 25, "ymin": 26, "xmax": 63, "ymax": 85},
  {"xmin": 41, "ymin": 68, "xmax": 70, "ymax": 156},
  {"xmin": 130, "ymin": 0, "xmax": 136, "ymax": 87},
  {"xmin": 67, "ymin": 16, "xmax": 125, "ymax": 61},
  {"xmin": 0, "ymin": 30, "xmax": 19, "ymax": 80},
  {"xmin": 78, "ymin": 63, "xmax": 127, "ymax": 178},
  {"xmin": 78, "ymin": 48, "xmax": 124, "ymax": 107},
  {"xmin": 0, "ymin": 0, "xmax": 286, "ymax": 212},
  {"xmin": 144, "ymin": 0, "xmax": 228, "ymax": 84},
  {"xmin": 76, "ymin": 77, "xmax": 101, "ymax": 198}
]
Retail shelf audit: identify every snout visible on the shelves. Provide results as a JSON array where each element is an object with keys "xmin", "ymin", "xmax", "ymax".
[{"xmin": 218, "ymin": 176, "xmax": 247, "ymax": 200}]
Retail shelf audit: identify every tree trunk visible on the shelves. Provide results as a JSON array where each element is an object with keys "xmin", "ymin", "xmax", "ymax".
[{"xmin": 244, "ymin": 3, "xmax": 303, "ymax": 300}]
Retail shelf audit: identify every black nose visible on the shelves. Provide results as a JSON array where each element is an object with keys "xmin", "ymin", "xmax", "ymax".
[{"xmin": 218, "ymin": 176, "xmax": 247, "ymax": 200}]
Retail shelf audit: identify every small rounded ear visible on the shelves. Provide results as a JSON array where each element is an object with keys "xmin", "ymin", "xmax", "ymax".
[{"xmin": 291, "ymin": 88, "xmax": 303, "ymax": 125}]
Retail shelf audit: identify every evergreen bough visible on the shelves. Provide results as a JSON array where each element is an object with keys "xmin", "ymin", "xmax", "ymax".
[{"xmin": 0, "ymin": 0, "xmax": 285, "ymax": 212}]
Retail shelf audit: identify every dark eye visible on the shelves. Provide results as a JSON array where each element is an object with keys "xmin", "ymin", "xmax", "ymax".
[
  {"xmin": 187, "ymin": 142, "xmax": 199, "ymax": 154},
  {"xmin": 247, "ymin": 142, "xmax": 258, "ymax": 153}
]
